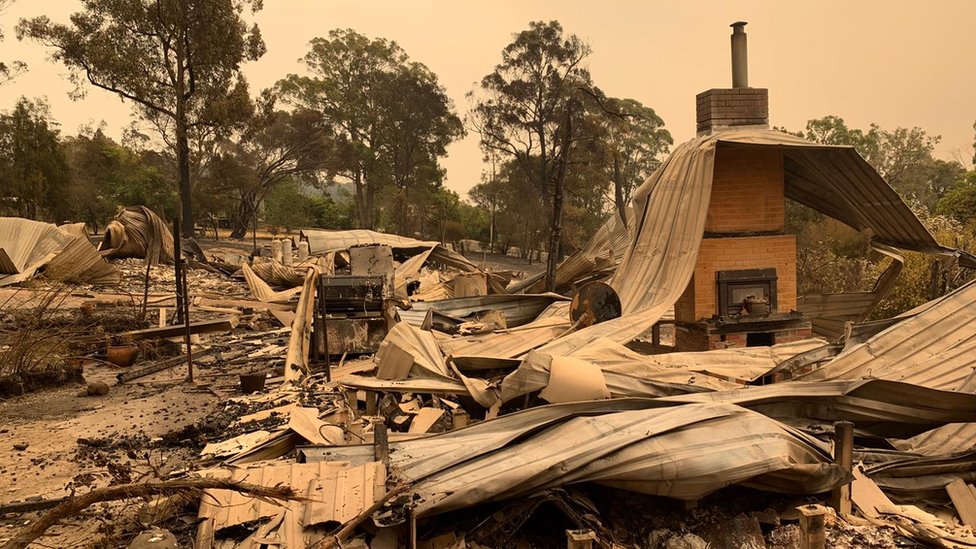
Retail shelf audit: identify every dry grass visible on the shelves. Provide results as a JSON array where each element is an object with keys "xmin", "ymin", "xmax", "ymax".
[{"xmin": 0, "ymin": 284, "xmax": 141, "ymax": 396}]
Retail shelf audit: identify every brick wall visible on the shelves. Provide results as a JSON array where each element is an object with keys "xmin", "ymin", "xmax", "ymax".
[
  {"xmin": 675, "ymin": 324, "xmax": 812, "ymax": 352},
  {"xmin": 696, "ymin": 88, "xmax": 769, "ymax": 134},
  {"xmin": 674, "ymin": 281, "xmax": 696, "ymax": 322},
  {"xmin": 705, "ymin": 147, "xmax": 785, "ymax": 233},
  {"xmin": 674, "ymin": 234, "xmax": 797, "ymax": 322}
]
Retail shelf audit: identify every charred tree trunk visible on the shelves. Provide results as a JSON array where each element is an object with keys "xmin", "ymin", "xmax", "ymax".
[
  {"xmin": 545, "ymin": 111, "xmax": 572, "ymax": 292},
  {"xmin": 230, "ymin": 192, "xmax": 257, "ymax": 239},
  {"xmin": 353, "ymin": 165, "xmax": 369, "ymax": 229},
  {"xmin": 176, "ymin": 113, "xmax": 192, "ymax": 238}
]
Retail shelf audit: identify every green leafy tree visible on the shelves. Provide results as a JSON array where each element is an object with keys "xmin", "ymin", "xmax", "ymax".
[
  {"xmin": 469, "ymin": 20, "xmax": 594, "ymax": 289},
  {"xmin": 202, "ymin": 100, "xmax": 338, "ymax": 239},
  {"xmin": 0, "ymin": 97, "xmax": 71, "ymax": 219},
  {"xmin": 308, "ymin": 192, "xmax": 354, "ymax": 230},
  {"xmin": 376, "ymin": 64, "xmax": 464, "ymax": 235},
  {"xmin": 470, "ymin": 158, "xmax": 548, "ymax": 260},
  {"xmin": 19, "ymin": 0, "xmax": 266, "ymax": 236},
  {"xmin": 936, "ymin": 171, "xmax": 976, "ymax": 224},
  {"xmin": 62, "ymin": 126, "xmax": 180, "ymax": 229},
  {"xmin": 456, "ymin": 200, "xmax": 489, "ymax": 244},
  {"xmin": 61, "ymin": 126, "xmax": 121, "ymax": 230},
  {"xmin": 263, "ymin": 179, "xmax": 315, "ymax": 232},
  {"xmin": 597, "ymin": 97, "xmax": 672, "ymax": 223},
  {"xmin": 278, "ymin": 29, "xmax": 462, "ymax": 231}
]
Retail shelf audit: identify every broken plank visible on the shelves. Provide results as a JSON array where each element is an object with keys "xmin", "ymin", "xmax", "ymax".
[
  {"xmin": 946, "ymin": 478, "xmax": 976, "ymax": 527},
  {"xmin": 269, "ymin": 308, "xmax": 296, "ymax": 328},
  {"xmin": 408, "ymin": 408, "xmax": 445, "ymax": 434},
  {"xmin": 119, "ymin": 317, "xmax": 239, "ymax": 341}
]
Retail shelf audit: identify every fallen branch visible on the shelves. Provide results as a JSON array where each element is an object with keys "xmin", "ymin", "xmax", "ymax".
[{"xmin": 0, "ymin": 478, "xmax": 299, "ymax": 549}]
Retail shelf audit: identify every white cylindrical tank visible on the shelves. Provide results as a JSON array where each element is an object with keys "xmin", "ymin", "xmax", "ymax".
[
  {"xmin": 282, "ymin": 238, "xmax": 293, "ymax": 266},
  {"xmin": 270, "ymin": 239, "xmax": 283, "ymax": 263}
]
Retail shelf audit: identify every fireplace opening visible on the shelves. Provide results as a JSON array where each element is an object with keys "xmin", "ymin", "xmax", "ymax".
[
  {"xmin": 746, "ymin": 332, "xmax": 775, "ymax": 347},
  {"xmin": 717, "ymin": 268, "xmax": 778, "ymax": 316}
]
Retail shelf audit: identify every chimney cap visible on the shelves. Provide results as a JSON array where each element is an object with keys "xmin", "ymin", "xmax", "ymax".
[{"xmin": 731, "ymin": 21, "xmax": 748, "ymax": 31}]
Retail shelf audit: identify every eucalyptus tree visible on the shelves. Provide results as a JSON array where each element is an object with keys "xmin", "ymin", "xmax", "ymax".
[
  {"xmin": 19, "ymin": 0, "xmax": 266, "ymax": 236},
  {"xmin": 469, "ymin": 20, "xmax": 594, "ymax": 290}
]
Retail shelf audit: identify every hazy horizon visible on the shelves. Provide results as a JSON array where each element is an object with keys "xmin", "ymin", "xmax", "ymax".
[{"xmin": 2, "ymin": 0, "xmax": 974, "ymax": 199}]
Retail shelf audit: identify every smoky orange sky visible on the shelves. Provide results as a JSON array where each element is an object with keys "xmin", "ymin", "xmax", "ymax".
[{"xmin": 2, "ymin": 1, "xmax": 975, "ymax": 197}]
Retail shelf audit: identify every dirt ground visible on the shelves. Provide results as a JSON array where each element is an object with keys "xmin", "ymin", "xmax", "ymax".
[{"xmin": 0, "ymin": 365, "xmax": 216, "ymax": 505}]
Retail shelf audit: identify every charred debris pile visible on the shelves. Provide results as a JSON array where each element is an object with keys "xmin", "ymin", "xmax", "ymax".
[{"xmin": 2, "ymin": 144, "xmax": 976, "ymax": 549}]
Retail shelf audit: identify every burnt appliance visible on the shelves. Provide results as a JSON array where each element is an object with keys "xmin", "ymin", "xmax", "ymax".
[{"xmin": 311, "ymin": 275, "xmax": 394, "ymax": 359}]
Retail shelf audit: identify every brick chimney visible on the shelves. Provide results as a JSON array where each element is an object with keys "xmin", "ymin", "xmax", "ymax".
[
  {"xmin": 696, "ymin": 22, "xmax": 768, "ymax": 135},
  {"xmin": 672, "ymin": 21, "xmax": 811, "ymax": 352}
]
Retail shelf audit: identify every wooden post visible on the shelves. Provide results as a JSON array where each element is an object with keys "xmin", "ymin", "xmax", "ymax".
[
  {"xmin": 407, "ymin": 506, "xmax": 417, "ymax": 549},
  {"xmin": 830, "ymin": 421, "xmax": 854, "ymax": 515},
  {"xmin": 797, "ymin": 504, "xmax": 827, "ymax": 549},
  {"xmin": 140, "ymin": 261, "xmax": 152, "ymax": 320},
  {"xmin": 946, "ymin": 479, "xmax": 976, "ymax": 527},
  {"xmin": 652, "ymin": 323, "xmax": 661, "ymax": 347},
  {"xmin": 566, "ymin": 529, "xmax": 596, "ymax": 549},
  {"xmin": 371, "ymin": 417, "xmax": 389, "ymax": 465},
  {"xmin": 365, "ymin": 391, "xmax": 378, "ymax": 416},
  {"xmin": 344, "ymin": 388, "xmax": 358, "ymax": 417}
]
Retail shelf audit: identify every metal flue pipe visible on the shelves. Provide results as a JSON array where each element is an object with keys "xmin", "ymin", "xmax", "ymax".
[{"xmin": 731, "ymin": 21, "xmax": 748, "ymax": 88}]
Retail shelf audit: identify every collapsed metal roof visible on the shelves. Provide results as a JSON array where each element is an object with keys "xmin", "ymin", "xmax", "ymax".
[{"xmin": 503, "ymin": 128, "xmax": 975, "ymax": 369}]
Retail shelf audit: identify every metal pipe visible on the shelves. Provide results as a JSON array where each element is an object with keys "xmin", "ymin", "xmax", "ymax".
[{"xmin": 731, "ymin": 21, "xmax": 748, "ymax": 88}]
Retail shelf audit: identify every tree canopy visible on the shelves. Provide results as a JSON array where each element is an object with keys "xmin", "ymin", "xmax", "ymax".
[
  {"xmin": 18, "ymin": 0, "xmax": 266, "ymax": 236},
  {"xmin": 0, "ymin": 98, "xmax": 70, "ymax": 220},
  {"xmin": 277, "ymin": 29, "xmax": 463, "ymax": 231},
  {"xmin": 469, "ymin": 20, "xmax": 595, "ymax": 289}
]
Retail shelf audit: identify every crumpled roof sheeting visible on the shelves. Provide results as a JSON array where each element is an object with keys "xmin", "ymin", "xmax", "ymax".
[
  {"xmin": 661, "ymin": 379, "xmax": 976, "ymax": 439},
  {"xmin": 98, "ymin": 206, "xmax": 174, "ymax": 264},
  {"xmin": 250, "ymin": 255, "xmax": 334, "ymax": 287},
  {"xmin": 56, "ymin": 222, "xmax": 90, "ymax": 241},
  {"xmin": 0, "ymin": 217, "xmax": 73, "ymax": 276},
  {"xmin": 892, "ymin": 373, "xmax": 976, "ymax": 456},
  {"xmin": 865, "ymin": 451, "xmax": 976, "ymax": 504},
  {"xmin": 196, "ymin": 460, "xmax": 385, "ymax": 548},
  {"xmin": 436, "ymin": 312, "xmax": 571, "ymax": 360},
  {"xmin": 301, "ymin": 228, "xmax": 506, "ymax": 297},
  {"xmin": 399, "ymin": 293, "xmax": 570, "ymax": 329},
  {"xmin": 568, "ymin": 338, "xmax": 739, "ymax": 395},
  {"xmin": 490, "ymin": 129, "xmax": 969, "ymax": 401},
  {"xmin": 780, "ymin": 144, "xmax": 971, "ymax": 262},
  {"xmin": 376, "ymin": 322, "xmax": 454, "ymax": 380},
  {"xmin": 43, "ymin": 236, "xmax": 121, "ymax": 285},
  {"xmin": 513, "ymin": 212, "xmax": 630, "ymax": 294},
  {"xmin": 797, "ymin": 278, "xmax": 976, "ymax": 390},
  {"xmin": 371, "ymin": 400, "xmax": 845, "ymax": 519},
  {"xmin": 301, "ymin": 228, "xmax": 437, "ymax": 254},
  {"xmin": 241, "ymin": 262, "xmax": 302, "ymax": 303}
]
